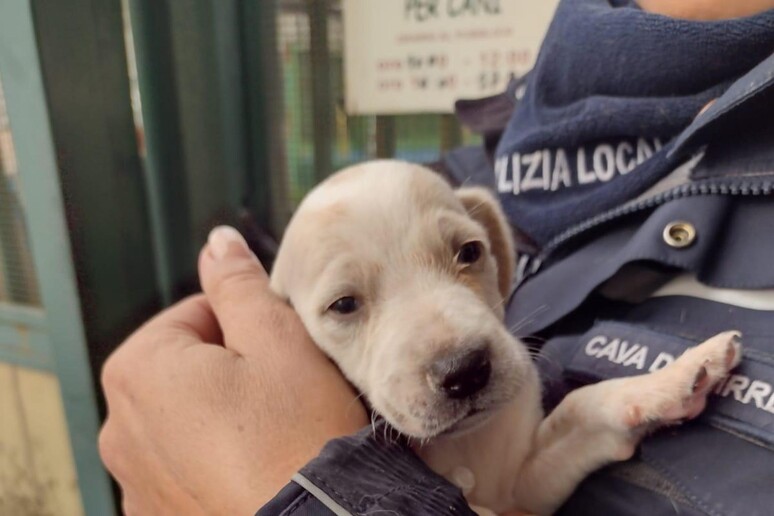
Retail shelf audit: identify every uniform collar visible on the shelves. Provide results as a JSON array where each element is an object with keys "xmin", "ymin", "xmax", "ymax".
[
  {"xmin": 670, "ymin": 52, "xmax": 774, "ymax": 160},
  {"xmin": 491, "ymin": 0, "xmax": 774, "ymax": 246}
]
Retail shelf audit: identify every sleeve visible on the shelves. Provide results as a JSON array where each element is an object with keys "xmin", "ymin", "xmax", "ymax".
[{"xmin": 256, "ymin": 427, "xmax": 477, "ymax": 516}]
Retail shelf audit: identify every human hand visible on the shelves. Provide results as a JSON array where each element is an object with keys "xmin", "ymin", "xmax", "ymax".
[{"xmin": 99, "ymin": 226, "xmax": 368, "ymax": 515}]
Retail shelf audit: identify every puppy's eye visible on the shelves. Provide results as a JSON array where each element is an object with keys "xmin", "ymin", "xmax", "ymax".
[
  {"xmin": 328, "ymin": 296, "xmax": 360, "ymax": 315},
  {"xmin": 456, "ymin": 241, "xmax": 483, "ymax": 265}
]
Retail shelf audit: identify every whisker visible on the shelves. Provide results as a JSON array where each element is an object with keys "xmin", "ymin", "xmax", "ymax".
[
  {"xmin": 346, "ymin": 392, "xmax": 367, "ymax": 415},
  {"xmin": 507, "ymin": 304, "xmax": 550, "ymax": 335}
]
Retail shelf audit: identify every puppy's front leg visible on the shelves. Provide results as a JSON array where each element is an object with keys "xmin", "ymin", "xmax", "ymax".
[{"xmin": 511, "ymin": 331, "xmax": 741, "ymax": 515}]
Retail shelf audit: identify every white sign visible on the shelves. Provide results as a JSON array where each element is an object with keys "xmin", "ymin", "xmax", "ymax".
[{"xmin": 343, "ymin": 0, "xmax": 559, "ymax": 115}]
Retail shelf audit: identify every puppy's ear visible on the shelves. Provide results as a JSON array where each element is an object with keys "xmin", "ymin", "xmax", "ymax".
[{"xmin": 455, "ymin": 187, "xmax": 515, "ymax": 300}]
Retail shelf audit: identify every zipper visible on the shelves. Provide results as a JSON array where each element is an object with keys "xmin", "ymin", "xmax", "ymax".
[{"xmin": 530, "ymin": 178, "xmax": 774, "ymax": 276}]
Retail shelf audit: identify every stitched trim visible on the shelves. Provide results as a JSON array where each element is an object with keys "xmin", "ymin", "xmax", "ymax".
[
  {"xmin": 293, "ymin": 473, "xmax": 355, "ymax": 516},
  {"xmin": 307, "ymin": 471, "xmax": 359, "ymax": 511},
  {"xmin": 707, "ymin": 418, "xmax": 774, "ymax": 452},
  {"xmin": 365, "ymin": 484, "xmax": 412, "ymax": 508},
  {"xmin": 301, "ymin": 456, "xmax": 470, "ymax": 514},
  {"xmin": 643, "ymin": 454, "xmax": 722, "ymax": 516},
  {"xmin": 305, "ymin": 470, "xmax": 426, "ymax": 513},
  {"xmin": 284, "ymin": 491, "xmax": 312, "ymax": 516}
]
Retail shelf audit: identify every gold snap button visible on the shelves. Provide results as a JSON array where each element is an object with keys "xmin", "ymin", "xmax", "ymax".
[{"xmin": 663, "ymin": 221, "xmax": 696, "ymax": 248}]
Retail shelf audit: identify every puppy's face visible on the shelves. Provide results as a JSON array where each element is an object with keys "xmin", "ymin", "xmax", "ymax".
[{"xmin": 271, "ymin": 161, "xmax": 534, "ymax": 439}]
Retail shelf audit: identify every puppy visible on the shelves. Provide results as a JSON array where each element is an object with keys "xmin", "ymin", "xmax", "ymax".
[{"xmin": 270, "ymin": 160, "xmax": 741, "ymax": 515}]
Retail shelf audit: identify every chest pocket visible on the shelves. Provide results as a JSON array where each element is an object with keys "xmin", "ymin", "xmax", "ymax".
[{"xmin": 538, "ymin": 297, "xmax": 774, "ymax": 516}]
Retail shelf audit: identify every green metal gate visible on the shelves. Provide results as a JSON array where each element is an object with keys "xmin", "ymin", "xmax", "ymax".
[
  {"xmin": 0, "ymin": 1, "xmax": 483, "ymax": 513},
  {"xmin": 0, "ymin": 2, "xmax": 115, "ymax": 515}
]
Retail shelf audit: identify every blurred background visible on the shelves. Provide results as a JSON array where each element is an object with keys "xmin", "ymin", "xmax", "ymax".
[{"xmin": 0, "ymin": 0, "xmax": 554, "ymax": 513}]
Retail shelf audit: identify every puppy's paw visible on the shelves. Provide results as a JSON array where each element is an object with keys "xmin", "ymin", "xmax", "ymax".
[{"xmin": 626, "ymin": 331, "xmax": 742, "ymax": 429}]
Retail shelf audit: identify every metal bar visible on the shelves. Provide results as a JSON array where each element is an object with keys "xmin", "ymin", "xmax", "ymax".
[
  {"xmin": 0, "ymin": 302, "xmax": 53, "ymax": 372},
  {"xmin": 131, "ymin": 0, "xmax": 253, "ymax": 292},
  {"xmin": 29, "ymin": 0, "xmax": 162, "ymax": 373},
  {"xmin": 127, "ymin": 0, "xmax": 192, "ymax": 303},
  {"xmin": 0, "ymin": 326, "xmax": 55, "ymax": 373},
  {"xmin": 375, "ymin": 116, "xmax": 397, "ymax": 158},
  {"xmin": 241, "ymin": 0, "xmax": 292, "ymax": 238},
  {"xmin": 440, "ymin": 113, "xmax": 463, "ymax": 152},
  {"xmin": 0, "ymin": 302, "xmax": 46, "ymax": 327},
  {"xmin": 307, "ymin": 0, "xmax": 334, "ymax": 183},
  {"xmin": 0, "ymin": 348, "xmax": 53, "ymax": 373},
  {"xmin": 0, "ymin": 1, "xmax": 117, "ymax": 513},
  {"xmin": 166, "ymin": 0, "xmax": 234, "ymax": 252},
  {"xmin": 211, "ymin": 0, "xmax": 250, "ymax": 210}
]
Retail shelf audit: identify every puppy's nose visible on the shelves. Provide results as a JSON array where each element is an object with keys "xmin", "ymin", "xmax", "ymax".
[{"xmin": 430, "ymin": 348, "xmax": 491, "ymax": 399}]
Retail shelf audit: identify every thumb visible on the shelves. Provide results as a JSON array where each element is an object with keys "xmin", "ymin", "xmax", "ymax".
[{"xmin": 199, "ymin": 226, "xmax": 282, "ymax": 355}]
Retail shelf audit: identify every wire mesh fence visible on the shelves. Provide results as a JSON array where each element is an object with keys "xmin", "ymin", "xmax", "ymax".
[
  {"xmin": 276, "ymin": 0, "xmax": 480, "ymax": 208},
  {"xmin": 1, "ymin": 0, "xmax": 486, "ymax": 309},
  {"xmin": 0, "ymin": 76, "xmax": 41, "ymax": 306}
]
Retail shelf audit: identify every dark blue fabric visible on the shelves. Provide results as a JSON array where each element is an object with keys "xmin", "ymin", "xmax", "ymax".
[
  {"xmin": 258, "ymin": 482, "xmax": 333, "ymax": 516},
  {"xmin": 441, "ymin": 145, "xmax": 495, "ymax": 190},
  {"xmin": 259, "ymin": 5, "xmax": 774, "ymax": 515},
  {"xmin": 506, "ymin": 161, "xmax": 774, "ymax": 334},
  {"xmin": 555, "ymin": 471, "xmax": 708, "ymax": 516},
  {"xmin": 560, "ymin": 320, "xmax": 774, "ymax": 446},
  {"xmin": 670, "ymin": 53, "xmax": 774, "ymax": 160},
  {"xmin": 555, "ymin": 465, "xmax": 707, "ymax": 516},
  {"xmin": 538, "ymin": 297, "xmax": 774, "ymax": 516},
  {"xmin": 261, "ymin": 425, "xmax": 476, "ymax": 516},
  {"xmin": 493, "ymin": 0, "xmax": 774, "ymax": 246},
  {"xmin": 454, "ymin": 74, "xmax": 525, "ymax": 158},
  {"xmin": 298, "ymin": 426, "xmax": 476, "ymax": 515}
]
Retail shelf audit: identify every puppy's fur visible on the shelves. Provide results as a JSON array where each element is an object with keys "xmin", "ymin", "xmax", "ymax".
[{"xmin": 271, "ymin": 161, "xmax": 741, "ymax": 515}]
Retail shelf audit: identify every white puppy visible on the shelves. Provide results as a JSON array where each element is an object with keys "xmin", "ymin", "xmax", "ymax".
[{"xmin": 270, "ymin": 160, "xmax": 741, "ymax": 515}]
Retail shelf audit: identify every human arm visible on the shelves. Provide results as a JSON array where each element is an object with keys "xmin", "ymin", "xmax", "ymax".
[{"xmin": 98, "ymin": 227, "xmax": 368, "ymax": 514}]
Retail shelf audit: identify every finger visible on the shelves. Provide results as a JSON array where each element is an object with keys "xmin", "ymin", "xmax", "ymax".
[
  {"xmin": 98, "ymin": 416, "xmax": 128, "ymax": 478},
  {"xmin": 142, "ymin": 294, "xmax": 222, "ymax": 343},
  {"xmin": 104, "ymin": 296, "xmax": 223, "ymax": 378},
  {"xmin": 199, "ymin": 226, "xmax": 292, "ymax": 356}
]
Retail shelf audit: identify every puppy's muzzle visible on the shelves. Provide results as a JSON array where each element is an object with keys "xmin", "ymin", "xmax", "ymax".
[{"xmin": 428, "ymin": 347, "xmax": 492, "ymax": 400}]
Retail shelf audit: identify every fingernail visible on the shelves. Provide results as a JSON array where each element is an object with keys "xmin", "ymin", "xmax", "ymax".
[{"xmin": 208, "ymin": 226, "xmax": 250, "ymax": 260}]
